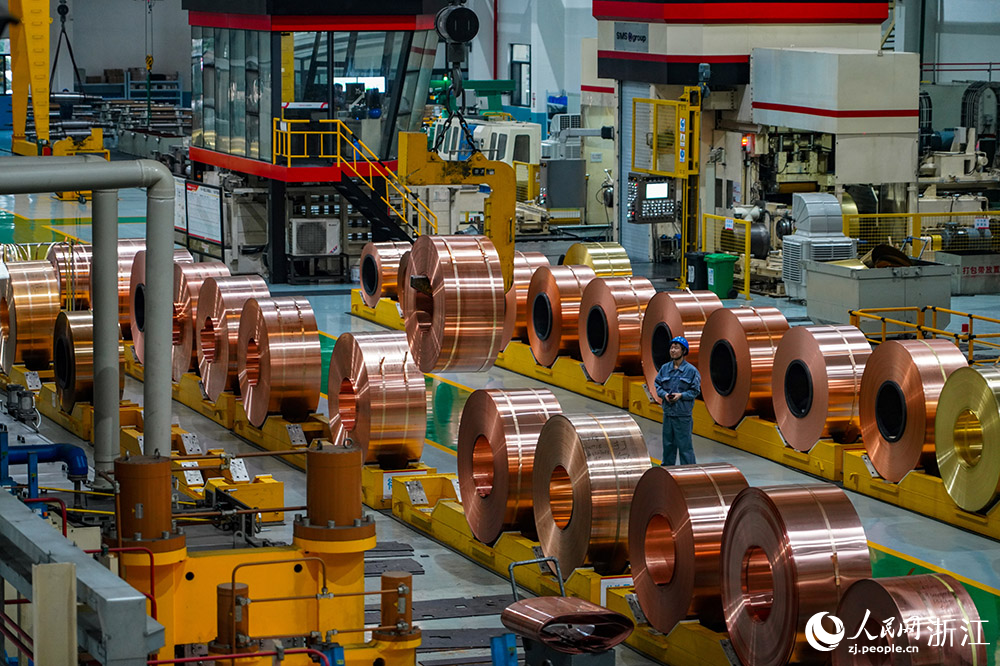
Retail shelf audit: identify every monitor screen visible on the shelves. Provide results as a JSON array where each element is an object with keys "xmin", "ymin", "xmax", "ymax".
[{"xmin": 645, "ymin": 182, "xmax": 671, "ymax": 199}]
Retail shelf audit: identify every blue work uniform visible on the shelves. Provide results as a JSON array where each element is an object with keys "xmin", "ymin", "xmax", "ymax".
[{"xmin": 654, "ymin": 359, "xmax": 700, "ymax": 465}]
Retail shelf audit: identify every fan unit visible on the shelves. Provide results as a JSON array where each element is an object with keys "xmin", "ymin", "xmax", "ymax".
[
  {"xmin": 782, "ymin": 193, "xmax": 856, "ymax": 300},
  {"xmin": 288, "ymin": 218, "xmax": 342, "ymax": 256}
]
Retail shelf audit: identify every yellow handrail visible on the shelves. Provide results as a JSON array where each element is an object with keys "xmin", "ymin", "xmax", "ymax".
[
  {"xmin": 271, "ymin": 117, "xmax": 438, "ymax": 236},
  {"xmin": 849, "ymin": 306, "xmax": 1000, "ymax": 365},
  {"xmin": 843, "ymin": 210, "xmax": 1000, "ymax": 257}
]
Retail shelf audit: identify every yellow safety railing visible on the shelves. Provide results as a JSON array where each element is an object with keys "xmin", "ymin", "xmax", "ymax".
[
  {"xmin": 513, "ymin": 161, "xmax": 539, "ymax": 202},
  {"xmin": 700, "ymin": 213, "xmax": 751, "ymax": 300},
  {"xmin": 843, "ymin": 211, "xmax": 1000, "ymax": 257},
  {"xmin": 271, "ymin": 117, "xmax": 438, "ymax": 236},
  {"xmin": 849, "ymin": 306, "xmax": 1000, "ymax": 365}
]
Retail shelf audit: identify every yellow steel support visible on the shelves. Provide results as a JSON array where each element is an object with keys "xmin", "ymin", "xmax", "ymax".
[
  {"xmin": 350, "ymin": 288, "xmax": 405, "ymax": 331},
  {"xmin": 9, "ymin": 0, "xmax": 51, "ymax": 154},
  {"xmin": 281, "ymin": 32, "xmax": 295, "ymax": 103}
]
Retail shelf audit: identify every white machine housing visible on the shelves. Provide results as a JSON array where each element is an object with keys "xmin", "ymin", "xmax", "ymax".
[{"xmin": 782, "ymin": 192, "xmax": 857, "ymax": 300}]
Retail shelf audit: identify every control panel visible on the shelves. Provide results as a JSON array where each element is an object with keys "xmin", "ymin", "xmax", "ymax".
[{"xmin": 627, "ymin": 174, "xmax": 678, "ymax": 224}]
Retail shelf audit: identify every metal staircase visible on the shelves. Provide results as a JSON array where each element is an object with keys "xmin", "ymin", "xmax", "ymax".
[{"xmin": 881, "ymin": 0, "xmax": 897, "ymax": 51}]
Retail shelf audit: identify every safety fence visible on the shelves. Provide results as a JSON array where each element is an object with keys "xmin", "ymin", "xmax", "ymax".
[
  {"xmin": 849, "ymin": 306, "xmax": 1000, "ymax": 365},
  {"xmin": 843, "ymin": 211, "xmax": 1000, "ymax": 257},
  {"xmin": 699, "ymin": 213, "xmax": 751, "ymax": 300}
]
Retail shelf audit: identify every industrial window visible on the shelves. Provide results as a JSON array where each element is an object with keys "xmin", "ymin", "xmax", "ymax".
[
  {"xmin": 512, "ymin": 134, "xmax": 531, "ymax": 163},
  {"xmin": 510, "ymin": 44, "xmax": 530, "ymax": 107}
]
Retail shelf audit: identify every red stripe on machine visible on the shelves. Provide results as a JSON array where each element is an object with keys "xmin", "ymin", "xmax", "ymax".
[
  {"xmin": 752, "ymin": 101, "xmax": 919, "ymax": 118},
  {"xmin": 593, "ymin": 2, "xmax": 887, "ymax": 23}
]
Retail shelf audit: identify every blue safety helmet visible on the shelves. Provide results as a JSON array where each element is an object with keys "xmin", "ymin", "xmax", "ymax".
[{"xmin": 670, "ymin": 336, "xmax": 690, "ymax": 355}]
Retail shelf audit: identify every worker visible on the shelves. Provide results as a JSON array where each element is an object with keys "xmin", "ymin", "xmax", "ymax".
[{"xmin": 655, "ymin": 336, "xmax": 700, "ymax": 465}]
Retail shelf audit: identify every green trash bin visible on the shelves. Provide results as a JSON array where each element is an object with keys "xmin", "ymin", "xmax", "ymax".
[{"xmin": 705, "ymin": 253, "xmax": 739, "ymax": 299}]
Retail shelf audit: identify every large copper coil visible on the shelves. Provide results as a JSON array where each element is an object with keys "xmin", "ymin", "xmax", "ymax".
[
  {"xmin": 129, "ymin": 249, "xmax": 193, "ymax": 364},
  {"xmin": 833, "ymin": 574, "xmax": 987, "ymax": 665},
  {"xmin": 116, "ymin": 239, "xmax": 147, "ymax": 339},
  {"xmin": 526, "ymin": 265, "xmax": 597, "ymax": 367},
  {"xmin": 720, "ymin": 485, "xmax": 872, "ymax": 666},
  {"xmin": 628, "ymin": 463, "xmax": 748, "ymax": 634},
  {"xmin": 457, "ymin": 388, "xmax": 563, "ymax": 544},
  {"xmin": 639, "ymin": 290, "xmax": 723, "ymax": 403},
  {"xmin": 402, "ymin": 235, "xmax": 505, "ymax": 373},
  {"xmin": 360, "ymin": 241, "xmax": 411, "ymax": 307},
  {"xmin": 396, "ymin": 250, "xmax": 411, "ymax": 313},
  {"xmin": 196, "ymin": 275, "xmax": 271, "ymax": 401},
  {"xmin": 859, "ymin": 339, "xmax": 967, "ymax": 483},
  {"xmin": 171, "ymin": 260, "xmax": 231, "ymax": 381},
  {"xmin": 327, "ymin": 331, "xmax": 425, "ymax": 467},
  {"xmin": 562, "ymin": 242, "xmax": 632, "ymax": 276},
  {"xmin": 501, "ymin": 597, "xmax": 634, "ymax": 654},
  {"xmin": 53, "ymin": 310, "xmax": 124, "ymax": 412},
  {"xmin": 46, "ymin": 242, "xmax": 92, "ymax": 309},
  {"xmin": 772, "ymin": 325, "xmax": 872, "ymax": 452},
  {"xmin": 699, "ymin": 306, "xmax": 790, "ymax": 427},
  {"xmin": 578, "ymin": 276, "xmax": 655, "ymax": 384},
  {"xmin": 238, "ymin": 296, "xmax": 322, "ymax": 428},
  {"xmin": 501, "ymin": 251, "xmax": 551, "ymax": 347},
  {"xmin": 935, "ymin": 366, "xmax": 1000, "ymax": 512},
  {"xmin": 0, "ymin": 260, "xmax": 60, "ymax": 372},
  {"xmin": 532, "ymin": 413, "xmax": 650, "ymax": 577}
]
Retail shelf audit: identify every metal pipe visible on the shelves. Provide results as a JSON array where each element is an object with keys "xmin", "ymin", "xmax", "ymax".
[
  {"xmin": 0, "ymin": 156, "xmax": 175, "ymax": 460},
  {"xmin": 172, "ymin": 506, "xmax": 307, "ymax": 518},
  {"xmin": 0, "ymin": 609, "xmax": 33, "ymax": 646},
  {"xmin": 21, "ymin": 497, "xmax": 68, "ymax": 537},
  {"xmin": 92, "ymin": 189, "xmax": 120, "ymax": 476},
  {"xmin": 0, "ymin": 613, "xmax": 33, "ymax": 660},
  {"xmin": 6, "ymin": 443, "xmax": 88, "ymax": 480},
  {"xmin": 84, "ymin": 547, "xmax": 158, "ymax": 620},
  {"xmin": 146, "ymin": 649, "xmax": 330, "ymax": 666}
]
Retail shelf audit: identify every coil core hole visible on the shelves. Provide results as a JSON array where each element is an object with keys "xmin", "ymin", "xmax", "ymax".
[
  {"xmin": 644, "ymin": 513, "xmax": 676, "ymax": 585},
  {"xmin": 875, "ymin": 380, "xmax": 907, "ymax": 443},
  {"xmin": 587, "ymin": 306, "xmax": 609, "ymax": 356},
  {"xmin": 784, "ymin": 359, "xmax": 813, "ymax": 418},
  {"xmin": 338, "ymin": 378, "xmax": 358, "ymax": 431},
  {"xmin": 412, "ymin": 283, "xmax": 434, "ymax": 329},
  {"xmin": 741, "ymin": 546, "xmax": 774, "ymax": 623},
  {"xmin": 244, "ymin": 338, "xmax": 261, "ymax": 388},
  {"xmin": 200, "ymin": 317, "xmax": 217, "ymax": 364},
  {"xmin": 954, "ymin": 408, "xmax": 984, "ymax": 468},
  {"xmin": 134, "ymin": 284, "xmax": 146, "ymax": 333},
  {"xmin": 651, "ymin": 322, "xmax": 672, "ymax": 371},
  {"xmin": 0, "ymin": 297, "xmax": 9, "ymax": 341},
  {"xmin": 361, "ymin": 255, "xmax": 379, "ymax": 297},
  {"xmin": 710, "ymin": 339, "xmax": 737, "ymax": 397},
  {"xmin": 54, "ymin": 335, "xmax": 71, "ymax": 389},
  {"xmin": 532, "ymin": 292, "xmax": 553, "ymax": 341},
  {"xmin": 549, "ymin": 465, "xmax": 573, "ymax": 529},
  {"xmin": 472, "ymin": 435, "xmax": 494, "ymax": 498}
]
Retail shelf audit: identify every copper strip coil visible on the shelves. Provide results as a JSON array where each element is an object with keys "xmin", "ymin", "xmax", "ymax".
[
  {"xmin": 628, "ymin": 463, "xmax": 748, "ymax": 634},
  {"xmin": 457, "ymin": 388, "xmax": 563, "ymax": 544},
  {"xmin": 53, "ymin": 310, "xmax": 124, "ymax": 412},
  {"xmin": 129, "ymin": 249, "xmax": 193, "ymax": 364},
  {"xmin": 172, "ymin": 260, "xmax": 231, "ymax": 381},
  {"xmin": 327, "ymin": 331, "xmax": 426, "ymax": 467},
  {"xmin": 859, "ymin": 339, "xmax": 967, "ymax": 483},
  {"xmin": 396, "ymin": 250, "xmax": 412, "ymax": 313},
  {"xmin": 720, "ymin": 484, "xmax": 872, "ymax": 666},
  {"xmin": 833, "ymin": 574, "xmax": 987, "ymax": 665},
  {"xmin": 935, "ymin": 366, "xmax": 1000, "ymax": 512},
  {"xmin": 0, "ymin": 260, "xmax": 61, "ymax": 372},
  {"xmin": 562, "ymin": 242, "xmax": 632, "ymax": 276},
  {"xmin": 501, "ymin": 251, "xmax": 551, "ymax": 347},
  {"xmin": 360, "ymin": 241, "xmax": 411, "ymax": 307},
  {"xmin": 526, "ymin": 265, "xmax": 597, "ymax": 367},
  {"xmin": 116, "ymin": 239, "xmax": 147, "ymax": 339},
  {"xmin": 532, "ymin": 413, "xmax": 650, "ymax": 577},
  {"xmin": 46, "ymin": 242, "xmax": 92, "ymax": 309},
  {"xmin": 639, "ymin": 290, "xmax": 723, "ymax": 403},
  {"xmin": 402, "ymin": 235, "xmax": 505, "ymax": 373},
  {"xmin": 772, "ymin": 325, "xmax": 872, "ymax": 452},
  {"xmin": 501, "ymin": 596, "xmax": 634, "ymax": 654},
  {"xmin": 238, "ymin": 296, "xmax": 322, "ymax": 428},
  {"xmin": 196, "ymin": 275, "xmax": 271, "ymax": 401},
  {"xmin": 578, "ymin": 276, "xmax": 655, "ymax": 384},
  {"xmin": 700, "ymin": 306, "xmax": 789, "ymax": 427}
]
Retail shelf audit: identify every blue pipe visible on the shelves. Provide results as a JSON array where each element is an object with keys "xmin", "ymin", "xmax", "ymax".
[{"xmin": 6, "ymin": 444, "xmax": 89, "ymax": 480}]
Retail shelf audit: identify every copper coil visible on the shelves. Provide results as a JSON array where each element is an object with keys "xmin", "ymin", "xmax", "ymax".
[
  {"xmin": 238, "ymin": 296, "xmax": 322, "ymax": 428},
  {"xmin": 116, "ymin": 239, "xmax": 147, "ymax": 339},
  {"xmin": 0, "ymin": 261, "xmax": 61, "ymax": 372},
  {"xmin": 532, "ymin": 413, "xmax": 650, "ymax": 577},
  {"xmin": 562, "ymin": 242, "xmax": 632, "ymax": 276},
  {"xmin": 327, "ymin": 331, "xmax": 426, "ymax": 467},
  {"xmin": 457, "ymin": 388, "xmax": 563, "ymax": 544},
  {"xmin": 639, "ymin": 290, "xmax": 723, "ymax": 403},
  {"xmin": 171, "ymin": 260, "xmax": 231, "ymax": 381},
  {"xmin": 360, "ymin": 241, "xmax": 411, "ymax": 307},
  {"xmin": 577, "ymin": 276, "xmax": 655, "ymax": 384},
  {"xmin": 501, "ymin": 597, "xmax": 634, "ymax": 654},
  {"xmin": 402, "ymin": 235, "xmax": 505, "ymax": 373},
  {"xmin": 628, "ymin": 463, "xmax": 748, "ymax": 634},
  {"xmin": 700, "ymin": 306, "xmax": 789, "ymax": 427},
  {"xmin": 526, "ymin": 265, "xmax": 597, "ymax": 367},
  {"xmin": 859, "ymin": 339, "xmax": 967, "ymax": 483},
  {"xmin": 396, "ymin": 250, "xmax": 412, "ymax": 313},
  {"xmin": 501, "ymin": 251, "xmax": 551, "ymax": 347},
  {"xmin": 771, "ymin": 325, "xmax": 872, "ymax": 452},
  {"xmin": 720, "ymin": 484, "xmax": 872, "ymax": 666},
  {"xmin": 129, "ymin": 249, "xmax": 193, "ymax": 364},
  {"xmin": 46, "ymin": 242, "xmax": 92, "ymax": 309},
  {"xmin": 833, "ymin": 574, "xmax": 987, "ymax": 665},
  {"xmin": 196, "ymin": 275, "xmax": 271, "ymax": 402},
  {"xmin": 935, "ymin": 366, "xmax": 1000, "ymax": 512},
  {"xmin": 53, "ymin": 311, "xmax": 124, "ymax": 412}
]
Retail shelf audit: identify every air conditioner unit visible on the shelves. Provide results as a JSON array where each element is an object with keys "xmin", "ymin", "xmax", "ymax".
[{"xmin": 288, "ymin": 218, "xmax": 342, "ymax": 256}]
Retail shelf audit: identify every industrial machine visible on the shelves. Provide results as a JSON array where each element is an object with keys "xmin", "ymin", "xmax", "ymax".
[{"xmin": 782, "ymin": 193, "xmax": 858, "ymax": 300}]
